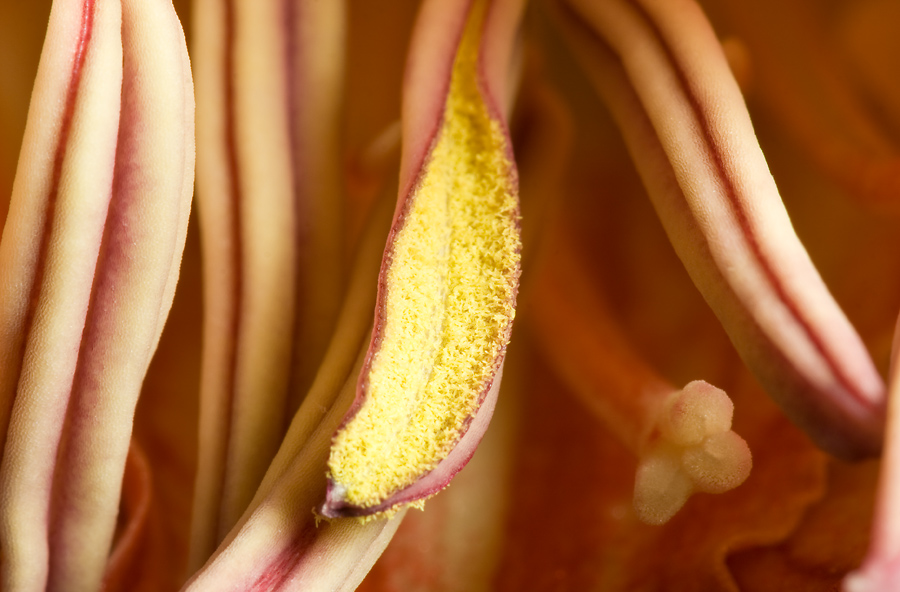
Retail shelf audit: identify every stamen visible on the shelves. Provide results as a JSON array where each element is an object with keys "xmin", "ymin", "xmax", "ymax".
[{"xmin": 325, "ymin": 0, "xmax": 521, "ymax": 516}]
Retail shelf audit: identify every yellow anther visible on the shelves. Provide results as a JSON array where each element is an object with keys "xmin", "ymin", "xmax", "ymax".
[{"xmin": 326, "ymin": 0, "xmax": 520, "ymax": 513}]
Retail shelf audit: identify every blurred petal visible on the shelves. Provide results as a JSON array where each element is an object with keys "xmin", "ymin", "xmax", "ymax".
[
  {"xmin": 529, "ymin": 222, "xmax": 670, "ymax": 453},
  {"xmin": 102, "ymin": 441, "xmax": 153, "ymax": 591},
  {"xmin": 0, "ymin": 0, "xmax": 51, "ymax": 219},
  {"xmin": 837, "ymin": 0, "xmax": 900, "ymax": 138},
  {"xmin": 707, "ymin": 0, "xmax": 900, "ymax": 210},
  {"xmin": 728, "ymin": 459, "xmax": 877, "ymax": 591}
]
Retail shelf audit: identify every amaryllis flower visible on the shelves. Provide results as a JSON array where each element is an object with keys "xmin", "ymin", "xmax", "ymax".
[{"xmin": 2, "ymin": 0, "xmax": 899, "ymax": 590}]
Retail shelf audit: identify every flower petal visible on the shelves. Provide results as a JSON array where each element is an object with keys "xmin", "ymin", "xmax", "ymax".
[
  {"xmin": 0, "ymin": 2, "xmax": 49, "ymax": 217},
  {"xmin": 708, "ymin": 0, "xmax": 900, "ymax": 210},
  {"xmin": 728, "ymin": 459, "xmax": 877, "ymax": 591}
]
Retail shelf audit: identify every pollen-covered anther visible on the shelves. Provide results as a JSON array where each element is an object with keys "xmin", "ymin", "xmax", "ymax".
[
  {"xmin": 634, "ymin": 381, "xmax": 752, "ymax": 525},
  {"xmin": 322, "ymin": 0, "xmax": 521, "ymax": 519}
]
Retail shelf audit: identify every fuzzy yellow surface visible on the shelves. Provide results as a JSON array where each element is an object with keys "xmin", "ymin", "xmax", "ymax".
[{"xmin": 327, "ymin": 0, "xmax": 520, "ymax": 511}]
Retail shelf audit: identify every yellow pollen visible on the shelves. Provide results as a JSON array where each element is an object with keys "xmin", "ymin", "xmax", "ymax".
[{"xmin": 327, "ymin": 0, "xmax": 520, "ymax": 511}]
